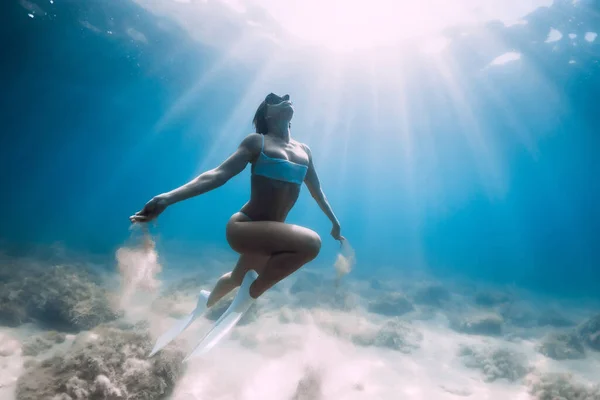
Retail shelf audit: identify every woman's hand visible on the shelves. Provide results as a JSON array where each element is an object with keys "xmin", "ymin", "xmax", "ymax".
[
  {"xmin": 129, "ymin": 194, "xmax": 170, "ymax": 223},
  {"xmin": 331, "ymin": 222, "xmax": 345, "ymax": 244}
]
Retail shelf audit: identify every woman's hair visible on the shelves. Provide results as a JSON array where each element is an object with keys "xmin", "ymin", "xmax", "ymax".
[
  {"xmin": 252, "ymin": 100, "xmax": 269, "ymax": 135},
  {"xmin": 252, "ymin": 94, "xmax": 292, "ymax": 134}
]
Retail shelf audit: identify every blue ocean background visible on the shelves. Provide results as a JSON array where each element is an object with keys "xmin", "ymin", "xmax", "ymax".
[{"xmin": 1, "ymin": 0, "xmax": 599, "ymax": 300}]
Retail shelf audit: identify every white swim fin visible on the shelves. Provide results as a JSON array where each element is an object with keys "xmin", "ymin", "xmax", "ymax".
[
  {"xmin": 149, "ymin": 289, "xmax": 211, "ymax": 357},
  {"xmin": 183, "ymin": 270, "xmax": 258, "ymax": 361}
]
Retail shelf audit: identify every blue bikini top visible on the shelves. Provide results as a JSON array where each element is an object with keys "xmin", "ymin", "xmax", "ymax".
[{"xmin": 252, "ymin": 135, "xmax": 308, "ymax": 185}]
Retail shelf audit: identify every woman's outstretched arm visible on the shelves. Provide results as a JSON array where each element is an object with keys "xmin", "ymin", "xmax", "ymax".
[
  {"xmin": 130, "ymin": 134, "xmax": 261, "ymax": 223},
  {"xmin": 163, "ymin": 134, "xmax": 260, "ymax": 205},
  {"xmin": 302, "ymin": 144, "xmax": 344, "ymax": 241}
]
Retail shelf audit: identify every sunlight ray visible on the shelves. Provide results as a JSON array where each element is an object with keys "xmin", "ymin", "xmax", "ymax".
[
  {"xmin": 385, "ymin": 68, "xmax": 429, "ymax": 269},
  {"xmin": 478, "ymin": 75, "xmax": 539, "ymax": 159},
  {"xmin": 411, "ymin": 64, "xmax": 443, "ymax": 213},
  {"xmin": 301, "ymin": 59, "xmax": 345, "ymax": 164},
  {"xmin": 332, "ymin": 95, "xmax": 355, "ymax": 194},
  {"xmin": 154, "ymin": 38, "xmax": 259, "ymax": 133},
  {"xmin": 193, "ymin": 56, "xmax": 283, "ymax": 176},
  {"xmin": 250, "ymin": 0, "xmax": 553, "ymax": 52},
  {"xmin": 367, "ymin": 59, "xmax": 381, "ymax": 134},
  {"xmin": 396, "ymin": 73, "xmax": 416, "ymax": 200},
  {"xmin": 430, "ymin": 55, "xmax": 507, "ymax": 199}
]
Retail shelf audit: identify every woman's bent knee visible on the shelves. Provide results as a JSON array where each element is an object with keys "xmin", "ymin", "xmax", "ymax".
[{"xmin": 303, "ymin": 231, "xmax": 322, "ymax": 260}]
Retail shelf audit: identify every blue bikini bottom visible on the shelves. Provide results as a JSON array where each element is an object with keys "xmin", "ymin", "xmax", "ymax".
[{"xmin": 239, "ymin": 211, "xmax": 253, "ymax": 221}]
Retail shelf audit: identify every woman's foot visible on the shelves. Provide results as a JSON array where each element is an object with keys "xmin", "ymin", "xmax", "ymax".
[
  {"xmin": 206, "ymin": 272, "xmax": 240, "ymax": 307},
  {"xmin": 149, "ymin": 289, "xmax": 211, "ymax": 357},
  {"xmin": 184, "ymin": 270, "xmax": 259, "ymax": 360}
]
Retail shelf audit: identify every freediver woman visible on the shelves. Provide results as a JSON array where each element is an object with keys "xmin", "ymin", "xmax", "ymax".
[{"xmin": 130, "ymin": 92, "xmax": 344, "ymax": 360}]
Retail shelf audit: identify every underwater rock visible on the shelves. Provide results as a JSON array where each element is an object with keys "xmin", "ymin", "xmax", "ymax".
[
  {"xmin": 474, "ymin": 291, "xmax": 511, "ymax": 307},
  {"xmin": 368, "ymin": 292, "xmax": 415, "ymax": 317},
  {"xmin": 350, "ymin": 318, "xmax": 423, "ymax": 353},
  {"xmin": 22, "ymin": 359, "xmax": 38, "ymax": 369},
  {"xmin": 537, "ymin": 332, "xmax": 586, "ymax": 360},
  {"xmin": 458, "ymin": 344, "xmax": 529, "ymax": 382},
  {"xmin": 498, "ymin": 302, "xmax": 537, "ymax": 328},
  {"xmin": 537, "ymin": 310, "xmax": 576, "ymax": 328},
  {"xmin": 0, "ymin": 263, "xmax": 121, "ymax": 331},
  {"xmin": 22, "ymin": 331, "xmax": 67, "ymax": 357},
  {"xmin": 0, "ymin": 301, "xmax": 28, "ymax": 328},
  {"xmin": 312, "ymin": 310, "xmax": 423, "ymax": 353},
  {"xmin": 291, "ymin": 367, "xmax": 323, "ymax": 400},
  {"xmin": 15, "ymin": 323, "xmax": 185, "ymax": 400},
  {"xmin": 577, "ymin": 314, "xmax": 600, "ymax": 352},
  {"xmin": 503, "ymin": 303, "xmax": 575, "ymax": 329},
  {"xmin": 452, "ymin": 313, "xmax": 504, "ymax": 336},
  {"xmin": 526, "ymin": 372, "xmax": 600, "ymax": 400},
  {"xmin": 410, "ymin": 306, "xmax": 439, "ymax": 321},
  {"xmin": 23, "ymin": 337, "xmax": 56, "ymax": 357},
  {"xmin": 412, "ymin": 284, "xmax": 451, "ymax": 307},
  {"xmin": 45, "ymin": 331, "xmax": 68, "ymax": 344}
]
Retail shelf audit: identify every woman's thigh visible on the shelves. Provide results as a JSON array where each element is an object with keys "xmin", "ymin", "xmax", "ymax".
[{"xmin": 226, "ymin": 212, "xmax": 321, "ymax": 257}]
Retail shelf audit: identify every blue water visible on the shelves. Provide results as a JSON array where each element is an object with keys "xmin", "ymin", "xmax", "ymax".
[{"xmin": 1, "ymin": 0, "xmax": 599, "ymax": 297}]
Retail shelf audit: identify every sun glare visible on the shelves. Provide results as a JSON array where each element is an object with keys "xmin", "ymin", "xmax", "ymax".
[
  {"xmin": 135, "ymin": 0, "xmax": 560, "ymax": 206},
  {"xmin": 251, "ymin": 0, "xmax": 553, "ymax": 52}
]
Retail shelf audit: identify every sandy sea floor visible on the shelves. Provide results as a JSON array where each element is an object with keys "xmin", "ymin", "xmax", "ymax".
[{"xmin": 1, "ymin": 253, "xmax": 599, "ymax": 400}]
